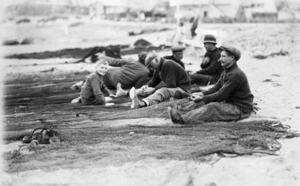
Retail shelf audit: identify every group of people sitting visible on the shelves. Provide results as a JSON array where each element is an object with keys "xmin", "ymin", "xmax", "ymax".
[{"xmin": 70, "ymin": 34, "xmax": 255, "ymax": 125}]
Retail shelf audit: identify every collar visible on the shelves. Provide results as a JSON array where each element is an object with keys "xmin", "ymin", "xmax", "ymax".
[
  {"xmin": 211, "ymin": 47, "xmax": 218, "ymax": 52},
  {"xmin": 224, "ymin": 63, "xmax": 238, "ymax": 72},
  {"xmin": 207, "ymin": 47, "xmax": 218, "ymax": 53},
  {"xmin": 96, "ymin": 71, "xmax": 103, "ymax": 77},
  {"xmin": 158, "ymin": 57, "xmax": 164, "ymax": 71}
]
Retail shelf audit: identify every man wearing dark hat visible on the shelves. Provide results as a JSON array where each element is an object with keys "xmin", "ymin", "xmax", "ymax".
[
  {"xmin": 164, "ymin": 45, "xmax": 186, "ymax": 68},
  {"xmin": 190, "ymin": 34, "xmax": 223, "ymax": 88},
  {"xmin": 129, "ymin": 53, "xmax": 191, "ymax": 108},
  {"xmin": 70, "ymin": 52, "xmax": 151, "ymax": 101},
  {"xmin": 167, "ymin": 45, "xmax": 254, "ymax": 124}
]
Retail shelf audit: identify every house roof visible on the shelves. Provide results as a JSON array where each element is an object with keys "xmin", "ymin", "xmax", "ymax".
[
  {"xmin": 169, "ymin": 0, "xmax": 242, "ymax": 6},
  {"xmin": 100, "ymin": 0, "xmax": 162, "ymax": 10},
  {"xmin": 170, "ymin": 0, "xmax": 209, "ymax": 6}
]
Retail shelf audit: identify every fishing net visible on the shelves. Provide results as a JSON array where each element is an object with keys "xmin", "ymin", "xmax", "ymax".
[{"xmin": 4, "ymin": 72, "xmax": 299, "ymax": 165}]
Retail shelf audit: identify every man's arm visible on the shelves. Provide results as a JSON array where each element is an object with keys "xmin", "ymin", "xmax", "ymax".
[
  {"xmin": 154, "ymin": 63, "xmax": 178, "ymax": 90},
  {"xmin": 90, "ymin": 77, "xmax": 106, "ymax": 105},
  {"xmin": 197, "ymin": 57, "xmax": 221, "ymax": 75},
  {"xmin": 101, "ymin": 81, "xmax": 112, "ymax": 97},
  {"xmin": 202, "ymin": 75, "xmax": 239, "ymax": 104},
  {"xmin": 148, "ymin": 71, "xmax": 161, "ymax": 88},
  {"xmin": 134, "ymin": 74, "xmax": 150, "ymax": 88},
  {"xmin": 101, "ymin": 56, "xmax": 127, "ymax": 67}
]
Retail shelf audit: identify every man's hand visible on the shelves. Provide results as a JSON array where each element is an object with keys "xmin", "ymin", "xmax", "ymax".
[
  {"xmin": 190, "ymin": 92, "xmax": 204, "ymax": 102},
  {"xmin": 105, "ymin": 97, "xmax": 114, "ymax": 102},
  {"xmin": 96, "ymin": 51, "xmax": 106, "ymax": 59},
  {"xmin": 141, "ymin": 85, "xmax": 149, "ymax": 91},
  {"xmin": 201, "ymin": 56, "xmax": 210, "ymax": 65},
  {"xmin": 109, "ymin": 94, "xmax": 117, "ymax": 98}
]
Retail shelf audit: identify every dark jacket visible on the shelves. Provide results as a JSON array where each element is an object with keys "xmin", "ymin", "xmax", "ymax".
[
  {"xmin": 104, "ymin": 57, "xmax": 150, "ymax": 89},
  {"xmin": 197, "ymin": 48, "xmax": 223, "ymax": 83},
  {"xmin": 148, "ymin": 58, "xmax": 191, "ymax": 93},
  {"xmin": 80, "ymin": 72, "xmax": 111, "ymax": 105},
  {"xmin": 164, "ymin": 55, "xmax": 185, "ymax": 69},
  {"xmin": 202, "ymin": 64, "xmax": 254, "ymax": 114}
]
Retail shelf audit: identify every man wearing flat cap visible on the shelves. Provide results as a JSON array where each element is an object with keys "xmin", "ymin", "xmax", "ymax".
[
  {"xmin": 190, "ymin": 34, "xmax": 223, "ymax": 89},
  {"xmin": 144, "ymin": 45, "xmax": 187, "ymax": 96},
  {"xmin": 129, "ymin": 53, "xmax": 191, "ymax": 108},
  {"xmin": 164, "ymin": 45, "xmax": 186, "ymax": 68},
  {"xmin": 167, "ymin": 45, "xmax": 254, "ymax": 124}
]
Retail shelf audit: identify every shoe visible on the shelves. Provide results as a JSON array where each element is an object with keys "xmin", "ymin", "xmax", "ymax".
[
  {"xmin": 167, "ymin": 107, "xmax": 185, "ymax": 124},
  {"xmin": 71, "ymin": 97, "xmax": 81, "ymax": 104},
  {"xmin": 71, "ymin": 81, "xmax": 84, "ymax": 91},
  {"xmin": 116, "ymin": 83, "xmax": 127, "ymax": 97},
  {"xmin": 129, "ymin": 87, "xmax": 140, "ymax": 109}
]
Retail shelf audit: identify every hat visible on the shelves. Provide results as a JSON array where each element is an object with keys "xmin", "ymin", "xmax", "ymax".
[
  {"xmin": 171, "ymin": 45, "xmax": 185, "ymax": 52},
  {"xmin": 219, "ymin": 46, "xmax": 241, "ymax": 61},
  {"xmin": 203, "ymin": 34, "xmax": 217, "ymax": 44},
  {"xmin": 145, "ymin": 53, "xmax": 157, "ymax": 67},
  {"xmin": 138, "ymin": 52, "xmax": 148, "ymax": 65}
]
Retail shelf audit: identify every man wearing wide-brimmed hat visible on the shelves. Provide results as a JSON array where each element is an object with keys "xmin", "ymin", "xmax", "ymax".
[
  {"xmin": 168, "ymin": 45, "xmax": 255, "ymax": 124},
  {"xmin": 189, "ymin": 34, "xmax": 223, "ymax": 88}
]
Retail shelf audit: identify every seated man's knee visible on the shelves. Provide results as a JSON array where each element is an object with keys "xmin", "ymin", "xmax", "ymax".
[
  {"xmin": 156, "ymin": 87, "xmax": 168, "ymax": 93},
  {"xmin": 205, "ymin": 102, "xmax": 219, "ymax": 110}
]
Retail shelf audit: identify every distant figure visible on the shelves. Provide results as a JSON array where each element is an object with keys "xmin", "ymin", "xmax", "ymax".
[
  {"xmin": 168, "ymin": 46, "xmax": 255, "ymax": 124},
  {"xmin": 173, "ymin": 22, "xmax": 185, "ymax": 44},
  {"xmin": 190, "ymin": 17, "xmax": 199, "ymax": 38},
  {"xmin": 190, "ymin": 34, "xmax": 223, "ymax": 90},
  {"xmin": 74, "ymin": 59, "xmax": 115, "ymax": 105}
]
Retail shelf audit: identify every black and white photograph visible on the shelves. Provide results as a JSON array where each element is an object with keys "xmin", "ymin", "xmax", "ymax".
[{"xmin": 1, "ymin": 0, "xmax": 300, "ymax": 185}]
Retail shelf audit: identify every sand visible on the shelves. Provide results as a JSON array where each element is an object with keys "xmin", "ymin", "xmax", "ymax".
[{"xmin": 1, "ymin": 18, "xmax": 300, "ymax": 186}]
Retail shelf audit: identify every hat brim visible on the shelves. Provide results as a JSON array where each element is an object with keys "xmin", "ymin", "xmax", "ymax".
[
  {"xmin": 219, "ymin": 46, "xmax": 240, "ymax": 61},
  {"xmin": 172, "ymin": 49, "xmax": 185, "ymax": 52},
  {"xmin": 203, "ymin": 41, "xmax": 217, "ymax": 44}
]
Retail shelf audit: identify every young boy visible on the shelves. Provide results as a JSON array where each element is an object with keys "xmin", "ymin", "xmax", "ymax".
[{"xmin": 72, "ymin": 59, "xmax": 115, "ymax": 105}]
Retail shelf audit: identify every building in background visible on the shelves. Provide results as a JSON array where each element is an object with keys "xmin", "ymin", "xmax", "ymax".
[
  {"xmin": 243, "ymin": 0, "xmax": 278, "ymax": 22},
  {"xmin": 4, "ymin": 0, "xmax": 89, "ymax": 16},
  {"xmin": 169, "ymin": 0, "xmax": 300, "ymax": 23},
  {"xmin": 90, "ymin": 0, "xmax": 172, "ymax": 22},
  {"xmin": 3, "ymin": 0, "xmax": 300, "ymax": 22},
  {"xmin": 169, "ymin": 0, "xmax": 244, "ymax": 23}
]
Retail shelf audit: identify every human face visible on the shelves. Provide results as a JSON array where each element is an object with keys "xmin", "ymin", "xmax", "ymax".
[
  {"xmin": 219, "ymin": 51, "xmax": 235, "ymax": 69},
  {"xmin": 204, "ymin": 43, "xmax": 215, "ymax": 52},
  {"xmin": 173, "ymin": 51, "xmax": 183, "ymax": 60},
  {"xmin": 96, "ymin": 63, "xmax": 109, "ymax": 76},
  {"xmin": 148, "ymin": 57, "xmax": 160, "ymax": 71}
]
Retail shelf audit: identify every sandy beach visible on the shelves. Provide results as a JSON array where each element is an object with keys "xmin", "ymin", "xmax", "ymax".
[{"xmin": 1, "ymin": 17, "xmax": 300, "ymax": 186}]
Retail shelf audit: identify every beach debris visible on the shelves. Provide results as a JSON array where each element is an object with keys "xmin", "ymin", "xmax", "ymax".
[
  {"xmin": 16, "ymin": 18, "xmax": 30, "ymax": 24},
  {"xmin": 262, "ymin": 79, "xmax": 272, "ymax": 82},
  {"xmin": 253, "ymin": 50, "xmax": 289, "ymax": 59},
  {"xmin": 22, "ymin": 127, "xmax": 60, "ymax": 145},
  {"xmin": 40, "ymin": 67, "xmax": 56, "ymax": 73},
  {"xmin": 134, "ymin": 39, "xmax": 152, "ymax": 47},
  {"xmin": 253, "ymin": 54, "xmax": 268, "ymax": 59},
  {"xmin": 2, "ymin": 39, "xmax": 19, "ymax": 46},
  {"xmin": 20, "ymin": 38, "xmax": 34, "ymax": 45},
  {"xmin": 128, "ymin": 28, "xmax": 170, "ymax": 36}
]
